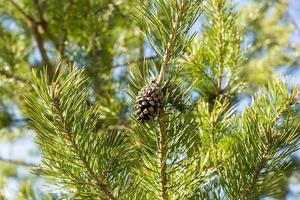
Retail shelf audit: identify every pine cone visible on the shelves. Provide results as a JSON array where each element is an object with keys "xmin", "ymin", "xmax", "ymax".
[{"xmin": 135, "ymin": 79, "xmax": 164, "ymax": 122}]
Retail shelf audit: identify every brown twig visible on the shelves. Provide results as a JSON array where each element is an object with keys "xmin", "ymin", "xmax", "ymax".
[
  {"xmin": 30, "ymin": 20, "xmax": 52, "ymax": 71},
  {"xmin": 9, "ymin": 0, "xmax": 53, "ymax": 77},
  {"xmin": 112, "ymin": 56, "xmax": 157, "ymax": 69},
  {"xmin": 0, "ymin": 69, "xmax": 29, "ymax": 84},
  {"xmin": 32, "ymin": 0, "xmax": 60, "ymax": 53},
  {"xmin": 216, "ymin": 2, "xmax": 224, "ymax": 97},
  {"xmin": 8, "ymin": 0, "xmax": 33, "ymax": 21},
  {"xmin": 0, "ymin": 156, "xmax": 37, "ymax": 167},
  {"xmin": 59, "ymin": 0, "xmax": 74, "ymax": 59}
]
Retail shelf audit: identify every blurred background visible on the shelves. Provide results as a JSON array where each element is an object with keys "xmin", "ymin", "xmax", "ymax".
[{"xmin": 0, "ymin": 0, "xmax": 300, "ymax": 199}]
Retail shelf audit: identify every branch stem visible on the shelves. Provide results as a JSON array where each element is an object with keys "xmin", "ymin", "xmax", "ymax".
[
  {"xmin": 30, "ymin": 20, "xmax": 53, "ymax": 74},
  {"xmin": 156, "ymin": 2, "xmax": 189, "ymax": 199},
  {"xmin": 240, "ymin": 108, "xmax": 287, "ymax": 199},
  {"xmin": 240, "ymin": 146, "xmax": 270, "ymax": 200},
  {"xmin": 52, "ymin": 98, "xmax": 116, "ymax": 200},
  {"xmin": 157, "ymin": 0, "xmax": 188, "ymax": 84},
  {"xmin": 8, "ymin": 0, "xmax": 33, "ymax": 21},
  {"xmin": 32, "ymin": 0, "xmax": 67, "ymax": 59},
  {"xmin": 158, "ymin": 111, "xmax": 168, "ymax": 200},
  {"xmin": 9, "ymin": 0, "xmax": 53, "ymax": 77},
  {"xmin": 0, "ymin": 69, "xmax": 29, "ymax": 84},
  {"xmin": 216, "ymin": 2, "xmax": 224, "ymax": 96},
  {"xmin": 0, "ymin": 157, "xmax": 37, "ymax": 167},
  {"xmin": 58, "ymin": 0, "xmax": 74, "ymax": 60}
]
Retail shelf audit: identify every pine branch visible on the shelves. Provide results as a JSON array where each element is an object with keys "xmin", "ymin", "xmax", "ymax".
[
  {"xmin": 241, "ymin": 145, "xmax": 270, "ymax": 200},
  {"xmin": 239, "ymin": 104, "xmax": 291, "ymax": 199},
  {"xmin": 25, "ymin": 66, "xmax": 137, "ymax": 199},
  {"xmin": 9, "ymin": 0, "xmax": 53, "ymax": 76},
  {"xmin": 51, "ymin": 91, "xmax": 116, "ymax": 200},
  {"xmin": 7, "ymin": 0, "xmax": 33, "ymax": 21},
  {"xmin": 132, "ymin": 1, "xmax": 203, "ymax": 198},
  {"xmin": 31, "ymin": 0, "xmax": 55, "ymax": 67},
  {"xmin": 156, "ymin": 1, "xmax": 191, "ymax": 199},
  {"xmin": 157, "ymin": 0, "xmax": 188, "ymax": 84},
  {"xmin": 216, "ymin": 2, "xmax": 224, "ymax": 96},
  {"xmin": 0, "ymin": 69, "xmax": 29, "ymax": 84},
  {"xmin": 221, "ymin": 81, "xmax": 300, "ymax": 199},
  {"xmin": 185, "ymin": 0, "xmax": 242, "ymax": 105},
  {"xmin": 59, "ymin": 0, "xmax": 74, "ymax": 60}
]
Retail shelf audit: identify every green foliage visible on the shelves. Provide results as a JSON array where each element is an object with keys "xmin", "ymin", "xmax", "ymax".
[
  {"xmin": 1, "ymin": 0, "xmax": 300, "ymax": 199},
  {"xmin": 17, "ymin": 181, "xmax": 35, "ymax": 200},
  {"xmin": 136, "ymin": 0, "xmax": 202, "ymax": 59},
  {"xmin": 25, "ymin": 67, "xmax": 135, "ymax": 199},
  {"xmin": 0, "ymin": 162, "xmax": 18, "ymax": 178},
  {"xmin": 17, "ymin": 180, "xmax": 56, "ymax": 200},
  {"xmin": 220, "ymin": 80, "xmax": 300, "ymax": 199},
  {"xmin": 184, "ymin": 0, "xmax": 243, "ymax": 106},
  {"xmin": 128, "ymin": 67, "xmax": 214, "ymax": 199},
  {"xmin": 25, "ymin": 64, "xmax": 300, "ymax": 200}
]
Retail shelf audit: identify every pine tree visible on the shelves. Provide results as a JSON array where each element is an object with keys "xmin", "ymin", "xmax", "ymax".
[
  {"xmin": 1, "ymin": 0, "xmax": 300, "ymax": 199},
  {"xmin": 22, "ymin": 0, "xmax": 300, "ymax": 199}
]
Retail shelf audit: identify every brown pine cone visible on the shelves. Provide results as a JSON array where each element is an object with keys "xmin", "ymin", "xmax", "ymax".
[{"xmin": 135, "ymin": 79, "xmax": 164, "ymax": 122}]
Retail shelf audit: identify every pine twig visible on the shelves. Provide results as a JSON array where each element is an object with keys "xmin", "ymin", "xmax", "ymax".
[
  {"xmin": 138, "ymin": 31, "xmax": 146, "ymax": 78},
  {"xmin": 0, "ymin": 69, "xmax": 29, "ymax": 84},
  {"xmin": 0, "ymin": 156, "xmax": 37, "ymax": 167},
  {"xmin": 7, "ymin": 0, "xmax": 33, "ymax": 21},
  {"xmin": 241, "ymin": 146, "xmax": 270, "ymax": 200},
  {"xmin": 58, "ymin": 0, "xmax": 74, "ymax": 60},
  {"xmin": 9, "ymin": 0, "xmax": 53, "ymax": 77},
  {"xmin": 52, "ymin": 97, "xmax": 116, "ymax": 200},
  {"xmin": 156, "ymin": 1, "xmax": 189, "ymax": 199},
  {"xmin": 210, "ymin": 112, "xmax": 216, "ymax": 146},
  {"xmin": 31, "ymin": 21, "xmax": 53, "ymax": 74},
  {"xmin": 239, "ymin": 106, "xmax": 288, "ymax": 199},
  {"xmin": 157, "ymin": 0, "xmax": 188, "ymax": 84},
  {"xmin": 32, "ymin": 0, "xmax": 61, "ymax": 54},
  {"xmin": 190, "ymin": 58, "xmax": 218, "ymax": 89},
  {"xmin": 216, "ymin": 2, "xmax": 224, "ymax": 97},
  {"xmin": 158, "ymin": 111, "xmax": 168, "ymax": 200}
]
